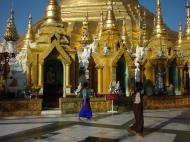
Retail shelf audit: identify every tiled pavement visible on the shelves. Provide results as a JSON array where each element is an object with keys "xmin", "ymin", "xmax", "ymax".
[{"xmin": 0, "ymin": 108, "xmax": 190, "ymax": 142}]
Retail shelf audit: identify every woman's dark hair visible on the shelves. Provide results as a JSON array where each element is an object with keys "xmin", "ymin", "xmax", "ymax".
[
  {"xmin": 83, "ymin": 82, "xmax": 88, "ymax": 88},
  {"xmin": 135, "ymin": 82, "xmax": 143, "ymax": 92}
]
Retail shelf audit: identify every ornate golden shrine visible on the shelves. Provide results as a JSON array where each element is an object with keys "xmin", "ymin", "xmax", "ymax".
[{"xmin": 11, "ymin": 0, "xmax": 189, "ymax": 103}]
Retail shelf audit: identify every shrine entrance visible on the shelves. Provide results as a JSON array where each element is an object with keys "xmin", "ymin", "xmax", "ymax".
[
  {"xmin": 43, "ymin": 58, "xmax": 63, "ymax": 109},
  {"xmin": 116, "ymin": 55, "xmax": 129, "ymax": 96}
]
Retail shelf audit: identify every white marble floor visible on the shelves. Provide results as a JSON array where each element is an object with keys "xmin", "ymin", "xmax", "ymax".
[{"xmin": 0, "ymin": 108, "xmax": 190, "ymax": 142}]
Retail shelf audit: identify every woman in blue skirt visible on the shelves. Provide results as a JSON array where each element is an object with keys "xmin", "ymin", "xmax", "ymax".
[{"xmin": 79, "ymin": 82, "xmax": 92, "ymax": 120}]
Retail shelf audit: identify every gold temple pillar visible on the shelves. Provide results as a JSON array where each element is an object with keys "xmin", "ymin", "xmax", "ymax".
[
  {"xmin": 37, "ymin": 54, "xmax": 39, "ymax": 86},
  {"xmin": 26, "ymin": 64, "xmax": 31, "ymax": 85},
  {"xmin": 179, "ymin": 66, "xmax": 184, "ymax": 95},
  {"xmin": 31, "ymin": 65, "xmax": 36, "ymax": 86},
  {"xmin": 38, "ymin": 63, "xmax": 43, "ymax": 87},
  {"xmin": 97, "ymin": 67, "xmax": 103, "ymax": 94},
  {"xmin": 165, "ymin": 66, "xmax": 169, "ymax": 87},
  {"xmin": 65, "ymin": 64, "xmax": 71, "ymax": 87}
]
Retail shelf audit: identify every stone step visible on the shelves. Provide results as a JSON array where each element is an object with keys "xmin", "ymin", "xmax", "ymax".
[{"xmin": 41, "ymin": 109, "xmax": 62, "ymax": 115}]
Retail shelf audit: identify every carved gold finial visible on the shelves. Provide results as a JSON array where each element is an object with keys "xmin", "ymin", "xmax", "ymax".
[
  {"xmin": 81, "ymin": 12, "xmax": 91, "ymax": 45},
  {"xmin": 4, "ymin": 9, "xmax": 18, "ymax": 41},
  {"xmin": 137, "ymin": 4, "xmax": 141, "ymax": 16},
  {"xmin": 100, "ymin": 10, "xmax": 104, "ymax": 22},
  {"xmin": 143, "ymin": 10, "xmax": 146, "ymax": 19},
  {"xmin": 85, "ymin": 11, "xmax": 88, "ymax": 23},
  {"xmin": 137, "ymin": 4, "xmax": 141, "ymax": 46},
  {"xmin": 25, "ymin": 14, "xmax": 34, "ymax": 41},
  {"xmin": 97, "ymin": 11, "xmax": 104, "ymax": 40},
  {"xmin": 153, "ymin": 16, "xmax": 156, "ymax": 27},
  {"xmin": 121, "ymin": 16, "xmax": 127, "ymax": 45},
  {"xmin": 178, "ymin": 22, "xmax": 183, "ymax": 44},
  {"xmin": 45, "ymin": 0, "xmax": 60, "ymax": 23},
  {"xmin": 141, "ymin": 10, "xmax": 148, "ymax": 47},
  {"xmin": 157, "ymin": 0, "xmax": 160, "ymax": 5},
  {"xmin": 187, "ymin": 0, "xmax": 190, "ymax": 8},
  {"xmin": 153, "ymin": 0, "xmax": 165, "ymax": 37},
  {"xmin": 103, "ymin": 0, "xmax": 117, "ymax": 31},
  {"xmin": 185, "ymin": 0, "xmax": 190, "ymax": 39},
  {"xmin": 127, "ymin": 4, "xmax": 133, "ymax": 15}
]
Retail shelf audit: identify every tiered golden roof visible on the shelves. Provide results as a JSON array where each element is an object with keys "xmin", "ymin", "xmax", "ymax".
[
  {"xmin": 103, "ymin": 0, "xmax": 118, "ymax": 31},
  {"xmin": 176, "ymin": 0, "xmax": 190, "ymax": 66},
  {"xmin": 147, "ymin": 0, "xmax": 174, "ymax": 60},
  {"xmin": 153, "ymin": 0, "xmax": 165, "ymax": 38},
  {"xmin": 45, "ymin": 0, "xmax": 61, "ymax": 23},
  {"xmin": 17, "ymin": 0, "xmax": 177, "ymax": 50},
  {"xmin": 4, "ymin": 9, "xmax": 18, "ymax": 41},
  {"xmin": 96, "ymin": 11, "xmax": 104, "ymax": 40},
  {"xmin": 98, "ymin": 0, "xmax": 120, "ymax": 52}
]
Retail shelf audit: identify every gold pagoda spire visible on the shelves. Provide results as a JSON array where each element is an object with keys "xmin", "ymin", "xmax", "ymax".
[
  {"xmin": 185, "ymin": 0, "xmax": 190, "ymax": 39},
  {"xmin": 81, "ymin": 12, "xmax": 91, "ymax": 45},
  {"xmin": 121, "ymin": 16, "xmax": 128, "ymax": 45},
  {"xmin": 103, "ymin": 0, "xmax": 117, "ymax": 31},
  {"xmin": 25, "ymin": 14, "xmax": 34, "ymax": 41},
  {"xmin": 153, "ymin": 0, "xmax": 165, "ymax": 37},
  {"xmin": 141, "ymin": 11, "xmax": 148, "ymax": 47},
  {"xmin": 97, "ymin": 11, "xmax": 104, "ymax": 40},
  {"xmin": 178, "ymin": 22, "xmax": 183, "ymax": 44},
  {"xmin": 45, "ymin": 0, "xmax": 61, "ymax": 23},
  {"xmin": 4, "ymin": 9, "xmax": 18, "ymax": 41}
]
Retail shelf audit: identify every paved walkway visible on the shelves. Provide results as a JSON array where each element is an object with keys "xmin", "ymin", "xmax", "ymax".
[{"xmin": 0, "ymin": 108, "xmax": 190, "ymax": 142}]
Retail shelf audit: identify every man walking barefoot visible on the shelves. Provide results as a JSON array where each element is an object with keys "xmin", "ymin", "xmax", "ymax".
[{"xmin": 128, "ymin": 84, "xmax": 144, "ymax": 137}]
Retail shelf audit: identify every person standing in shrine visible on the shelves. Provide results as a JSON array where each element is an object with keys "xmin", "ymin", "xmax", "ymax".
[
  {"xmin": 128, "ymin": 83, "xmax": 144, "ymax": 137},
  {"xmin": 79, "ymin": 82, "xmax": 92, "ymax": 120}
]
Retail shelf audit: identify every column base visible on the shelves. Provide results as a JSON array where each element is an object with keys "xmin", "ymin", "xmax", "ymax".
[{"xmin": 65, "ymin": 86, "xmax": 71, "ymax": 94}]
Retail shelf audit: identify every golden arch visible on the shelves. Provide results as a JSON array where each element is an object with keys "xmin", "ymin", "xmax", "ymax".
[{"xmin": 38, "ymin": 36, "xmax": 72, "ymax": 97}]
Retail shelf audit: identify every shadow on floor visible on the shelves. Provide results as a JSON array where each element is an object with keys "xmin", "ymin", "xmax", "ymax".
[{"xmin": 78, "ymin": 136, "xmax": 119, "ymax": 142}]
